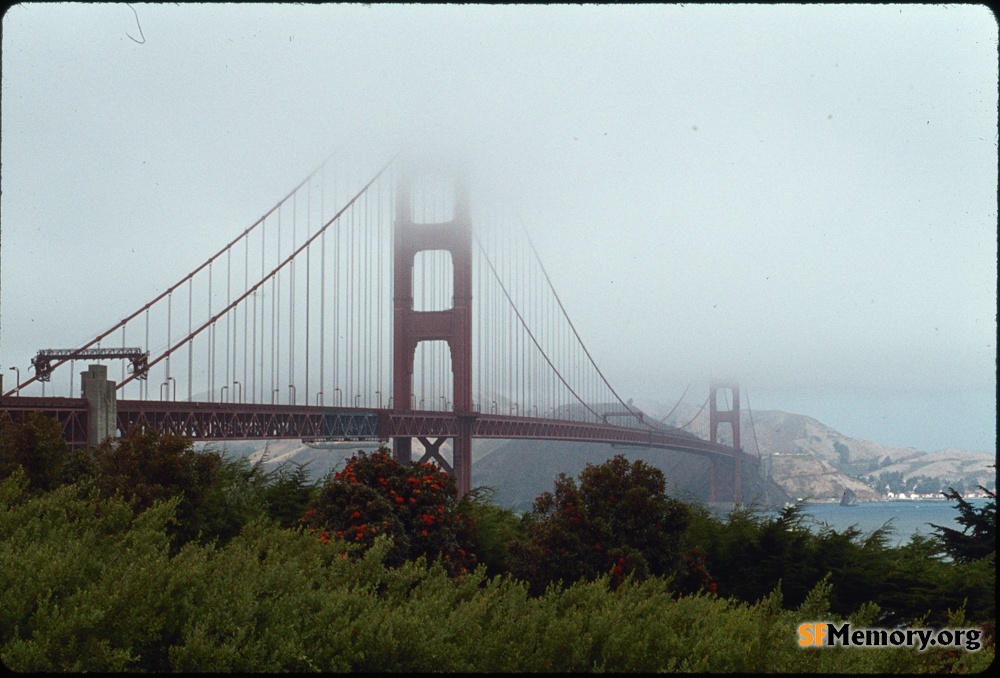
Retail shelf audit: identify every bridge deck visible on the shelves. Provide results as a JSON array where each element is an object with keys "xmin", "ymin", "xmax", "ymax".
[{"xmin": 1, "ymin": 396, "xmax": 757, "ymax": 464}]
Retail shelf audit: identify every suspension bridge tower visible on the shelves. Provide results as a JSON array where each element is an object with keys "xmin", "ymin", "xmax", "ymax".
[
  {"xmin": 709, "ymin": 381, "xmax": 742, "ymax": 504},
  {"xmin": 392, "ymin": 162, "xmax": 475, "ymax": 496}
]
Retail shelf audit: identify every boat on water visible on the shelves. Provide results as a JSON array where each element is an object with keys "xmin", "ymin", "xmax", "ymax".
[{"xmin": 840, "ymin": 489, "xmax": 858, "ymax": 507}]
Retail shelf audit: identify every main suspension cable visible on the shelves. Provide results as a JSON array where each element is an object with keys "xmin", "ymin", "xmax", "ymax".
[{"xmin": 116, "ymin": 154, "xmax": 399, "ymax": 390}]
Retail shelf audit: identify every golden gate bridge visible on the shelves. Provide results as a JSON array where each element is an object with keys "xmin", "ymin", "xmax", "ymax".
[{"xmin": 1, "ymin": 151, "xmax": 758, "ymax": 501}]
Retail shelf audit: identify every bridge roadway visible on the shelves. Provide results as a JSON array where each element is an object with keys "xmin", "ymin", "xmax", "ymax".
[{"xmin": 0, "ymin": 396, "xmax": 757, "ymax": 465}]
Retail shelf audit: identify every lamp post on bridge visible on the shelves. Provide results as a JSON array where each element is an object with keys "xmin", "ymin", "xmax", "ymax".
[
  {"xmin": 7, "ymin": 367, "xmax": 19, "ymax": 395},
  {"xmin": 272, "ymin": 388, "xmax": 279, "ymax": 404},
  {"xmin": 288, "ymin": 385, "xmax": 296, "ymax": 405},
  {"xmin": 335, "ymin": 388, "xmax": 342, "ymax": 406},
  {"xmin": 316, "ymin": 391, "xmax": 323, "ymax": 406},
  {"xmin": 233, "ymin": 380, "xmax": 241, "ymax": 403},
  {"xmin": 376, "ymin": 391, "xmax": 382, "ymax": 408},
  {"xmin": 510, "ymin": 403, "xmax": 519, "ymax": 415},
  {"xmin": 161, "ymin": 377, "xmax": 176, "ymax": 401},
  {"xmin": 220, "ymin": 385, "xmax": 228, "ymax": 403}
]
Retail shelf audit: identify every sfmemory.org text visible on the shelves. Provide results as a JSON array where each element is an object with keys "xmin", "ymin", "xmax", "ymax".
[{"xmin": 798, "ymin": 623, "xmax": 983, "ymax": 651}]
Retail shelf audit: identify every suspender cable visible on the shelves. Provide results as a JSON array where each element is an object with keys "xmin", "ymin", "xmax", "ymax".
[
  {"xmin": 3, "ymin": 151, "xmax": 339, "ymax": 397},
  {"xmin": 520, "ymin": 234, "xmax": 526, "ymax": 414},
  {"xmin": 289, "ymin": 193, "xmax": 296, "ymax": 404},
  {"xmin": 252, "ymin": 278, "xmax": 258, "ymax": 405},
  {"xmin": 384, "ymin": 171, "xmax": 391, "ymax": 407},
  {"xmin": 418, "ymin": 195, "xmax": 425, "ymax": 408},
  {"xmin": 364, "ymin": 185, "xmax": 371, "ymax": 406},
  {"xmin": 319, "ymin": 171, "xmax": 326, "ymax": 405},
  {"xmin": 330, "ymin": 174, "xmax": 343, "ymax": 405},
  {"xmin": 243, "ymin": 231, "xmax": 249, "ymax": 402},
  {"xmin": 209, "ymin": 264, "xmax": 215, "ymax": 401},
  {"xmin": 275, "ymin": 207, "xmax": 282, "ymax": 403},
  {"xmin": 144, "ymin": 309, "xmax": 149, "ymax": 400},
  {"xmin": 522, "ymin": 222, "xmax": 673, "ymax": 430},
  {"xmin": 377, "ymin": 174, "xmax": 383, "ymax": 407},
  {"xmin": 257, "ymin": 218, "xmax": 265, "ymax": 403},
  {"xmin": 270, "ymin": 268, "xmax": 276, "ymax": 403},
  {"xmin": 474, "ymin": 234, "xmax": 603, "ymax": 421},
  {"xmin": 226, "ymin": 249, "xmax": 231, "ymax": 402},
  {"xmin": 188, "ymin": 279, "xmax": 193, "ymax": 401},
  {"xmin": 347, "ymin": 201, "xmax": 353, "ymax": 402},
  {"xmin": 306, "ymin": 186, "xmax": 311, "ymax": 404},
  {"xmin": 165, "ymin": 291, "xmax": 172, "ymax": 394},
  {"xmin": 116, "ymin": 156, "xmax": 396, "ymax": 391}
]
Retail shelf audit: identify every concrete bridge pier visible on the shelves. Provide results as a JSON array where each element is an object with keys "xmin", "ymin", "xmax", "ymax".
[{"xmin": 81, "ymin": 364, "xmax": 116, "ymax": 446}]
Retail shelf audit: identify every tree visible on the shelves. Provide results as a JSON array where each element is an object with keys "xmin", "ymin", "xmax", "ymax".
[
  {"xmin": 931, "ymin": 485, "xmax": 996, "ymax": 565},
  {"xmin": 257, "ymin": 461, "xmax": 317, "ymax": 528},
  {"xmin": 301, "ymin": 449, "xmax": 477, "ymax": 575},
  {"xmin": 89, "ymin": 430, "xmax": 264, "ymax": 547},
  {"xmin": 455, "ymin": 486, "xmax": 525, "ymax": 578},
  {"xmin": 0, "ymin": 412, "xmax": 94, "ymax": 492},
  {"xmin": 506, "ymin": 454, "xmax": 690, "ymax": 595}
]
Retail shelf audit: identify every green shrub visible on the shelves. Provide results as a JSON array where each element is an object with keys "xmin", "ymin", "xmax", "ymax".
[
  {"xmin": 0, "ymin": 411, "xmax": 94, "ymax": 492},
  {"xmin": 506, "ymin": 454, "xmax": 691, "ymax": 594},
  {"xmin": 1, "ymin": 466, "xmax": 994, "ymax": 673},
  {"xmin": 456, "ymin": 486, "xmax": 525, "ymax": 577}
]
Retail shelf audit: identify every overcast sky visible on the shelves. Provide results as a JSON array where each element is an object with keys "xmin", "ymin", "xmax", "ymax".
[{"xmin": 1, "ymin": 3, "xmax": 996, "ymax": 453}]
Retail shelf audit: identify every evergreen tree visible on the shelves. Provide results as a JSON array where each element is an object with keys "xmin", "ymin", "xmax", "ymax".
[
  {"xmin": 0, "ymin": 411, "xmax": 94, "ymax": 492},
  {"xmin": 506, "ymin": 455, "xmax": 690, "ymax": 595},
  {"xmin": 931, "ymin": 485, "xmax": 996, "ymax": 565}
]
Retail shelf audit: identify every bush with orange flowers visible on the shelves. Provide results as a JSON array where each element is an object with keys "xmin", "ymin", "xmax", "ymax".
[{"xmin": 300, "ymin": 448, "xmax": 476, "ymax": 575}]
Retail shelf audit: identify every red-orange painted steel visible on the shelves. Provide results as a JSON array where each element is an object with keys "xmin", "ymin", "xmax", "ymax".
[{"xmin": 392, "ymin": 163, "xmax": 475, "ymax": 495}]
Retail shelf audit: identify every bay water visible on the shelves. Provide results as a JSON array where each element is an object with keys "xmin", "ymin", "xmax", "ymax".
[{"xmin": 785, "ymin": 499, "xmax": 991, "ymax": 547}]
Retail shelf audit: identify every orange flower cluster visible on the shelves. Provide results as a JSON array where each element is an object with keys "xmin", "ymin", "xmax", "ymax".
[{"xmin": 298, "ymin": 449, "xmax": 477, "ymax": 576}]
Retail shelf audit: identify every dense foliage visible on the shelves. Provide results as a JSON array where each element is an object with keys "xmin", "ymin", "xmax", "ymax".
[
  {"xmin": 683, "ymin": 502, "xmax": 995, "ymax": 627},
  {"xmin": 2, "ymin": 469, "xmax": 991, "ymax": 673},
  {"xmin": 0, "ymin": 413, "xmax": 994, "ymax": 672},
  {"xmin": 0, "ymin": 412, "xmax": 92, "ymax": 492},
  {"xmin": 300, "ymin": 450, "xmax": 477, "ymax": 575},
  {"xmin": 932, "ymin": 485, "xmax": 996, "ymax": 565},
  {"xmin": 507, "ymin": 455, "xmax": 692, "ymax": 595}
]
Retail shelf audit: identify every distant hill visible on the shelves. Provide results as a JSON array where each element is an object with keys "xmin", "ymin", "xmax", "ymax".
[{"xmin": 643, "ymin": 398, "xmax": 994, "ymax": 502}]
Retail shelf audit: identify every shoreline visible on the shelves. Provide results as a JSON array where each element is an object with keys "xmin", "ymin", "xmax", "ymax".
[{"xmin": 795, "ymin": 495, "xmax": 992, "ymax": 505}]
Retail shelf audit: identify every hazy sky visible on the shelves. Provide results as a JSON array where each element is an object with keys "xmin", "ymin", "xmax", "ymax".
[{"xmin": 1, "ymin": 3, "xmax": 996, "ymax": 453}]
